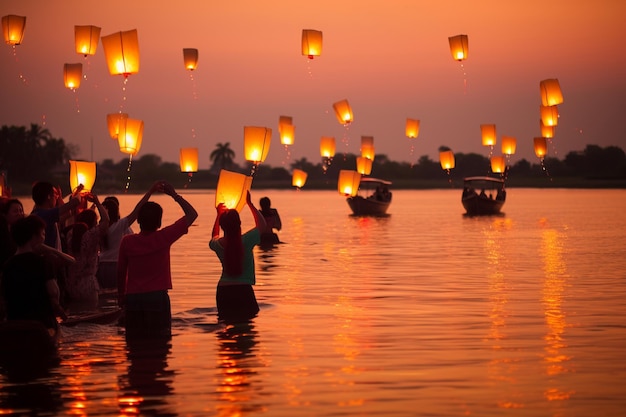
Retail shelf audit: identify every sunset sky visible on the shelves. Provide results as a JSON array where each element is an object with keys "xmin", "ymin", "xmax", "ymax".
[{"xmin": 2, "ymin": 0, "xmax": 625, "ymax": 173}]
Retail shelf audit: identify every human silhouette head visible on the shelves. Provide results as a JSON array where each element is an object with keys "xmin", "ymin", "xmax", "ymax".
[{"xmin": 138, "ymin": 201, "xmax": 163, "ymax": 232}]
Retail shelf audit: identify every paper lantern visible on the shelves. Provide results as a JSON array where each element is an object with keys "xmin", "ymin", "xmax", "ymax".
[
  {"xmin": 540, "ymin": 78, "xmax": 563, "ymax": 106},
  {"xmin": 406, "ymin": 118, "xmax": 420, "ymax": 138},
  {"xmin": 279, "ymin": 123, "xmax": 295, "ymax": 146},
  {"xmin": 63, "ymin": 63, "xmax": 82, "ymax": 90},
  {"xmin": 501, "ymin": 136, "xmax": 517, "ymax": 155},
  {"xmin": 360, "ymin": 136, "xmax": 375, "ymax": 160},
  {"xmin": 302, "ymin": 29, "xmax": 322, "ymax": 59},
  {"xmin": 439, "ymin": 150, "xmax": 455, "ymax": 170},
  {"xmin": 540, "ymin": 105, "xmax": 559, "ymax": 127},
  {"xmin": 2, "ymin": 15, "xmax": 26, "ymax": 45},
  {"xmin": 490, "ymin": 156, "xmax": 506, "ymax": 173},
  {"xmin": 215, "ymin": 169, "xmax": 253, "ymax": 212},
  {"xmin": 320, "ymin": 136, "xmax": 336, "ymax": 158},
  {"xmin": 243, "ymin": 126, "xmax": 271, "ymax": 163},
  {"xmin": 356, "ymin": 156, "xmax": 373, "ymax": 175},
  {"xmin": 480, "ymin": 124, "xmax": 496, "ymax": 146},
  {"xmin": 448, "ymin": 34, "xmax": 468, "ymax": 61},
  {"xmin": 118, "ymin": 118, "xmax": 143, "ymax": 155},
  {"xmin": 74, "ymin": 25, "xmax": 101, "ymax": 56},
  {"xmin": 333, "ymin": 99, "xmax": 353, "ymax": 125},
  {"xmin": 338, "ymin": 170, "xmax": 361, "ymax": 197},
  {"xmin": 292, "ymin": 169, "xmax": 308, "ymax": 188},
  {"xmin": 534, "ymin": 137, "xmax": 548, "ymax": 158},
  {"xmin": 69, "ymin": 160, "xmax": 96, "ymax": 192},
  {"xmin": 179, "ymin": 148, "xmax": 199, "ymax": 173},
  {"xmin": 106, "ymin": 113, "xmax": 128, "ymax": 139},
  {"xmin": 540, "ymin": 120, "xmax": 555, "ymax": 138},
  {"xmin": 183, "ymin": 48, "xmax": 198, "ymax": 70},
  {"xmin": 101, "ymin": 29, "xmax": 140, "ymax": 77}
]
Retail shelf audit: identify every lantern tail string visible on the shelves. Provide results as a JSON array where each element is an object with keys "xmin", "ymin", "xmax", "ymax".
[
  {"xmin": 124, "ymin": 154, "xmax": 133, "ymax": 192},
  {"xmin": 9, "ymin": 46, "xmax": 28, "ymax": 85}
]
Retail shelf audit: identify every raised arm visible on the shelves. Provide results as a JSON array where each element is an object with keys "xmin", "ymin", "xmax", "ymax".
[
  {"xmin": 212, "ymin": 203, "xmax": 227, "ymax": 239},
  {"xmin": 162, "ymin": 181, "xmax": 198, "ymax": 227},
  {"xmin": 246, "ymin": 191, "xmax": 266, "ymax": 231},
  {"xmin": 86, "ymin": 193, "xmax": 110, "ymax": 236},
  {"xmin": 126, "ymin": 181, "xmax": 161, "ymax": 225}
]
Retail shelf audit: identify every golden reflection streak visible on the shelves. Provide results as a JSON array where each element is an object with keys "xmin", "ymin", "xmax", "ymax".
[{"xmin": 540, "ymin": 228, "xmax": 574, "ymax": 402}]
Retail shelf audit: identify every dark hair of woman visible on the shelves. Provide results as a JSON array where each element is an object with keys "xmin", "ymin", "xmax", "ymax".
[{"xmin": 219, "ymin": 209, "xmax": 244, "ymax": 276}]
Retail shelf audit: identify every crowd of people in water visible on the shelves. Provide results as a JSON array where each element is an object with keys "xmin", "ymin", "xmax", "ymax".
[{"xmin": 0, "ymin": 180, "xmax": 283, "ymax": 348}]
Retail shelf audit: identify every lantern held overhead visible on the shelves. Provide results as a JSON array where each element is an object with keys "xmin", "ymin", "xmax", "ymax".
[
  {"xmin": 302, "ymin": 29, "xmax": 322, "ymax": 59},
  {"xmin": 74, "ymin": 25, "xmax": 101, "ymax": 56},
  {"xmin": 2, "ymin": 15, "xmax": 26, "ymax": 45},
  {"xmin": 101, "ymin": 29, "xmax": 140, "ymax": 77},
  {"xmin": 448, "ymin": 34, "xmax": 468, "ymax": 61},
  {"xmin": 69, "ymin": 160, "xmax": 96, "ymax": 192},
  {"xmin": 215, "ymin": 169, "xmax": 253, "ymax": 212}
]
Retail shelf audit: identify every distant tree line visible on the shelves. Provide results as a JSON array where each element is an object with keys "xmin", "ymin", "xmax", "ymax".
[{"xmin": 1, "ymin": 124, "xmax": 625, "ymax": 194}]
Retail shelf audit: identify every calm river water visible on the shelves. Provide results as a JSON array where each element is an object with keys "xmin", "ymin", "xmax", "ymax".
[{"xmin": 2, "ymin": 188, "xmax": 626, "ymax": 416}]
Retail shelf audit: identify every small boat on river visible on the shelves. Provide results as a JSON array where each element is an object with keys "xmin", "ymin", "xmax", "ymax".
[
  {"xmin": 347, "ymin": 177, "xmax": 392, "ymax": 216},
  {"xmin": 461, "ymin": 176, "xmax": 506, "ymax": 215}
]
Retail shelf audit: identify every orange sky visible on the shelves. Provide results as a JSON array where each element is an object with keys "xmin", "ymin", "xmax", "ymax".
[{"xmin": 2, "ymin": 0, "xmax": 625, "ymax": 172}]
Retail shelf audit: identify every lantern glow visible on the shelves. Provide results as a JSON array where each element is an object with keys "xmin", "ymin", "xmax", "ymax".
[
  {"xmin": 540, "ymin": 78, "xmax": 563, "ymax": 106},
  {"xmin": 501, "ymin": 136, "xmax": 517, "ymax": 155},
  {"xmin": 74, "ymin": 25, "xmax": 101, "ymax": 56},
  {"xmin": 448, "ymin": 34, "xmax": 468, "ymax": 61},
  {"xmin": 69, "ymin": 160, "xmax": 96, "ymax": 192},
  {"xmin": 534, "ymin": 137, "xmax": 548, "ymax": 158},
  {"xmin": 439, "ymin": 150, "xmax": 455, "ymax": 170},
  {"xmin": 356, "ymin": 156, "xmax": 373, "ymax": 175},
  {"xmin": 292, "ymin": 169, "xmax": 308, "ymax": 188},
  {"xmin": 179, "ymin": 148, "xmax": 199, "ymax": 173},
  {"xmin": 333, "ymin": 99, "xmax": 353, "ymax": 125},
  {"xmin": 244, "ymin": 126, "xmax": 272, "ymax": 163},
  {"xmin": 320, "ymin": 136, "xmax": 336, "ymax": 158},
  {"xmin": 2, "ymin": 15, "xmax": 26, "ymax": 45},
  {"xmin": 302, "ymin": 29, "xmax": 323, "ymax": 59},
  {"xmin": 406, "ymin": 118, "xmax": 420, "ymax": 138},
  {"xmin": 490, "ymin": 156, "xmax": 506, "ymax": 173},
  {"xmin": 540, "ymin": 120, "xmax": 555, "ymax": 138},
  {"xmin": 338, "ymin": 170, "xmax": 361, "ymax": 197},
  {"xmin": 279, "ymin": 123, "xmax": 295, "ymax": 146},
  {"xmin": 101, "ymin": 29, "xmax": 140, "ymax": 77},
  {"xmin": 63, "ymin": 63, "xmax": 82, "ymax": 90},
  {"xmin": 480, "ymin": 124, "xmax": 497, "ymax": 147},
  {"xmin": 215, "ymin": 169, "xmax": 253, "ymax": 212},
  {"xmin": 106, "ymin": 113, "xmax": 128, "ymax": 139},
  {"xmin": 540, "ymin": 105, "xmax": 559, "ymax": 127},
  {"xmin": 118, "ymin": 118, "xmax": 143, "ymax": 155},
  {"xmin": 183, "ymin": 48, "xmax": 198, "ymax": 70}
]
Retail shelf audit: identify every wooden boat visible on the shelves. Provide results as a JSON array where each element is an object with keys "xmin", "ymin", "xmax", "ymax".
[
  {"xmin": 347, "ymin": 178, "xmax": 392, "ymax": 216},
  {"xmin": 461, "ymin": 176, "xmax": 506, "ymax": 215}
]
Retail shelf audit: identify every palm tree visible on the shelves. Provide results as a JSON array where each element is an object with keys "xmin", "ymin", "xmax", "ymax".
[{"xmin": 209, "ymin": 142, "xmax": 236, "ymax": 173}]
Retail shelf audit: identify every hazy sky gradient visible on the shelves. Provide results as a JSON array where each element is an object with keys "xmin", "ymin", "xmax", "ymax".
[{"xmin": 2, "ymin": 0, "xmax": 625, "ymax": 171}]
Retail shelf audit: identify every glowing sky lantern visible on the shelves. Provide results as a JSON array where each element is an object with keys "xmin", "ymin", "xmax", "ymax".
[
  {"xmin": 215, "ymin": 169, "xmax": 253, "ymax": 212},
  {"xmin": 292, "ymin": 169, "xmax": 308, "ymax": 189},
  {"xmin": 540, "ymin": 119, "xmax": 555, "ymax": 138},
  {"xmin": 101, "ymin": 29, "xmax": 140, "ymax": 77},
  {"xmin": 63, "ymin": 63, "xmax": 82, "ymax": 90},
  {"xmin": 406, "ymin": 118, "xmax": 420, "ymax": 138},
  {"xmin": 69, "ymin": 160, "xmax": 96, "ymax": 192},
  {"xmin": 534, "ymin": 137, "xmax": 548, "ymax": 159},
  {"xmin": 490, "ymin": 156, "xmax": 506, "ymax": 174},
  {"xmin": 439, "ymin": 150, "xmax": 455, "ymax": 170},
  {"xmin": 2, "ymin": 15, "xmax": 26, "ymax": 45},
  {"xmin": 118, "ymin": 118, "xmax": 143, "ymax": 155},
  {"xmin": 333, "ymin": 99, "xmax": 353, "ymax": 125},
  {"xmin": 360, "ymin": 136, "xmax": 375, "ymax": 160},
  {"xmin": 278, "ymin": 116, "xmax": 295, "ymax": 146},
  {"xmin": 448, "ymin": 34, "xmax": 468, "ymax": 61},
  {"xmin": 501, "ymin": 135, "xmax": 517, "ymax": 155},
  {"xmin": 183, "ymin": 48, "xmax": 198, "ymax": 70},
  {"xmin": 106, "ymin": 113, "xmax": 128, "ymax": 139},
  {"xmin": 302, "ymin": 29, "xmax": 322, "ymax": 59},
  {"xmin": 540, "ymin": 105, "xmax": 559, "ymax": 127},
  {"xmin": 320, "ymin": 136, "xmax": 336, "ymax": 158},
  {"xmin": 480, "ymin": 124, "xmax": 497, "ymax": 147},
  {"xmin": 244, "ymin": 126, "xmax": 271, "ymax": 164},
  {"xmin": 338, "ymin": 170, "xmax": 361, "ymax": 197},
  {"xmin": 540, "ymin": 78, "xmax": 564, "ymax": 106},
  {"xmin": 356, "ymin": 156, "xmax": 373, "ymax": 175},
  {"xmin": 179, "ymin": 147, "xmax": 199, "ymax": 173},
  {"xmin": 74, "ymin": 25, "xmax": 100, "ymax": 56}
]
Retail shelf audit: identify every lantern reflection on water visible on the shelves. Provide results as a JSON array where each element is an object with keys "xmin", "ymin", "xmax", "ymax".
[
  {"xmin": 101, "ymin": 29, "xmax": 140, "ymax": 77},
  {"xmin": 2, "ymin": 15, "xmax": 26, "ymax": 45},
  {"xmin": 74, "ymin": 25, "xmax": 100, "ymax": 56},
  {"xmin": 215, "ymin": 169, "xmax": 253, "ymax": 212},
  {"xmin": 302, "ymin": 29, "xmax": 322, "ymax": 59},
  {"xmin": 63, "ymin": 63, "xmax": 82, "ymax": 90},
  {"xmin": 69, "ymin": 160, "xmax": 96, "ymax": 192},
  {"xmin": 292, "ymin": 169, "xmax": 308, "ymax": 188},
  {"xmin": 338, "ymin": 170, "xmax": 361, "ymax": 197}
]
